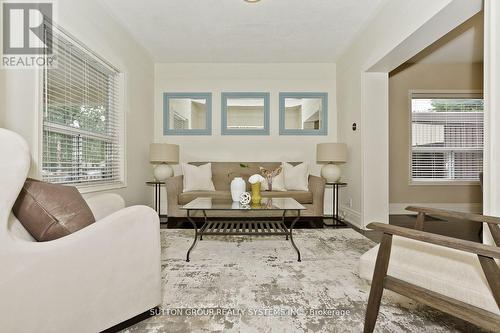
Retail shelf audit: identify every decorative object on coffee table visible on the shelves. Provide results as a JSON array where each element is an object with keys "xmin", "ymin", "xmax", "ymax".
[
  {"xmin": 230, "ymin": 177, "xmax": 246, "ymax": 202},
  {"xmin": 249, "ymin": 174, "xmax": 265, "ymax": 204},
  {"xmin": 239, "ymin": 192, "xmax": 251, "ymax": 205},
  {"xmin": 150, "ymin": 143, "xmax": 179, "ymax": 181},
  {"xmin": 317, "ymin": 143, "xmax": 347, "ymax": 182},
  {"xmin": 260, "ymin": 166, "xmax": 282, "ymax": 191},
  {"xmin": 251, "ymin": 183, "xmax": 261, "ymax": 204}
]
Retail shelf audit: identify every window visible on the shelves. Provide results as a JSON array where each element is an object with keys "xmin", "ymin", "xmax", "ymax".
[
  {"xmin": 410, "ymin": 92, "xmax": 483, "ymax": 183},
  {"xmin": 42, "ymin": 26, "xmax": 123, "ymax": 189}
]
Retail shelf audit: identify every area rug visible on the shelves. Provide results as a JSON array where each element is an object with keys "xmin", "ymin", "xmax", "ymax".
[{"xmin": 122, "ymin": 229, "xmax": 483, "ymax": 332}]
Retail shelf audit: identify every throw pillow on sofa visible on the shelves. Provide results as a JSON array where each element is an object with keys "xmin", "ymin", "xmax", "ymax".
[
  {"xmin": 182, "ymin": 163, "xmax": 216, "ymax": 192},
  {"xmin": 283, "ymin": 162, "xmax": 309, "ymax": 191},
  {"xmin": 12, "ymin": 178, "xmax": 96, "ymax": 241}
]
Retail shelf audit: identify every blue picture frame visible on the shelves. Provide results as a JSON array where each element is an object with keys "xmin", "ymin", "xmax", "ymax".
[
  {"xmin": 221, "ymin": 92, "xmax": 270, "ymax": 135},
  {"xmin": 279, "ymin": 92, "xmax": 328, "ymax": 135},
  {"xmin": 163, "ymin": 92, "xmax": 212, "ymax": 135}
]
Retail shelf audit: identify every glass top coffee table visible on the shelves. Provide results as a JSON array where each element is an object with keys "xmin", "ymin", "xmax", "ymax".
[{"xmin": 182, "ymin": 197, "xmax": 305, "ymax": 262}]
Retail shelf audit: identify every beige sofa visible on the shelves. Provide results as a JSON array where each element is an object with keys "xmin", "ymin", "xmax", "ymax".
[{"xmin": 166, "ymin": 162, "xmax": 325, "ymax": 218}]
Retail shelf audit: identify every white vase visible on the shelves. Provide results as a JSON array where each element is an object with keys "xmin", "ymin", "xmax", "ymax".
[{"xmin": 230, "ymin": 177, "xmax": 246, "ymax": 202}]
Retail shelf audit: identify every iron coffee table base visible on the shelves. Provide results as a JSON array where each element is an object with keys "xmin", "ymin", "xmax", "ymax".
[{"xmin": 185, "ymin": 209, "xmax": 302, "ymax": 262}]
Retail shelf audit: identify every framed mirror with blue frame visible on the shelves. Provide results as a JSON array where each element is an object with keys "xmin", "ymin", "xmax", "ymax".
[
  {"xmin": 163, "ymin": 92, "xmax": 212, "ymax": 135},
  {"xmin": 279, "ymin": 92, "xmax": 328, "ymax": 135},
  {"xmin": 221, "ymin": 92, "xmax": 270, "ymax": 135}
]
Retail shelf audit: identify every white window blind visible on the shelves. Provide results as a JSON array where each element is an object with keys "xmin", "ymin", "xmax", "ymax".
[
  {"xmin": 410, "ymin": 92, "xmax": 483, "ymax": 183},
  {"xmin": 42, "ymin": 25, "xmax": 123, "ymax": 188}
]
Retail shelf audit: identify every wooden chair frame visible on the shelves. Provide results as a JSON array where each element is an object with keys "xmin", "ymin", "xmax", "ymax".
[{"xmin": 364, "ymin": 206, "xmax": 500, "ymax": 333}]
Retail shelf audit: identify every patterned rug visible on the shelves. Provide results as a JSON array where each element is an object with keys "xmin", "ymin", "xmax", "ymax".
[{"xmin": 122, "ymin": 229, "xmax": 482, "ymax": 332}]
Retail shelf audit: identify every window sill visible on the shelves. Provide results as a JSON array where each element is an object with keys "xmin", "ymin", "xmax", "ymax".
[
  {"xmin": 77, "ymin": 182, "xmax": 126, "ymax": 194},
  {"xmin": 409, "ymin": 180, "xmax": 480, "ymax": 186}
]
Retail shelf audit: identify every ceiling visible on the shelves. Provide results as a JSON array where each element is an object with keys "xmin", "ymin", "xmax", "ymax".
[
  {"xmin": 407, "ymin": 12, "xmax": 484, "ymax": 64},
  {"xmin": 101, "ymin": 0, "xmax": 387, "ymax": 63}
]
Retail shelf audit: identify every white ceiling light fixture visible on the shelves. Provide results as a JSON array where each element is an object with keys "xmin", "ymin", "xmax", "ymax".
[{"xmin": 244, "ymin": 0, "xmax": 261, "ymax": 3}]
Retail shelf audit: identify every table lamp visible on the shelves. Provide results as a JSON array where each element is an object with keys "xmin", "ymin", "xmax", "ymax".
[
  {"xmin": 316, "ymin": 143, "xmax": 347, "ymax": 182},
  {"xmin": 150, "ymin": 143, "xmax": 179, "ymax": 181}
]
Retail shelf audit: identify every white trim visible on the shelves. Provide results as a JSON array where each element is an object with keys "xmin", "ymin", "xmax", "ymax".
[
  {"xmin": 339, "ymin": 205, "xmax": 363, "ymax": 229},
  {"xmin": 390, "ymin": 203, "xmax": 483, "ymax": 215},
  {"xmin": 34, "ymin": 67, "xmax": 44, "ymax": 179},
  {"xmin": 117, "ymin": 72, "xmax": 127, "ymax": 190},
  {"xmin": 77, "ymin": 182, "xmax": 126, "ymax": 194}
]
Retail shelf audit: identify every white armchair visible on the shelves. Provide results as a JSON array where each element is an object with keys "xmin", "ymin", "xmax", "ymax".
[{"xmin": 0, "ymin": 128, "xmax": 162, "ymax": 333}]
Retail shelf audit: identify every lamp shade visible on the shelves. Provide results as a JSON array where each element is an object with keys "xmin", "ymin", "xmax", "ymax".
[
  {"xmin": 150, "ymin": 143, "xmax": 179, "ymax": 164},
  {"xmin": 316, "ymin": 143, "xmax": 347, "ymax": 163}
]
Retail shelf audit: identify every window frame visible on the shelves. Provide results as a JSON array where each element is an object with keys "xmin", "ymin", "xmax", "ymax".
[
  {"xmin": 408, "ymin": 89, "xmax": 483, "ymax": 186},
  {"xmin": 38, "ymin": 24, "xmax": 126, "ymax": 193}
]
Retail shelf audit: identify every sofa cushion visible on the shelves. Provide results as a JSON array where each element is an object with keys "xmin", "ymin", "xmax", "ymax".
[
  {"xmin": 12, "ymin": 178, "xmax": 95, "ymax": 241},
  {"xmin": 261, "ymin": 191, "xmax": 312, "ymax": 204},
  {"xmin": 359, "ymin": 236, "xmax": 500, "ymax": 315},
  {"xmin": 179, "ymin": 191, "xmax": 232, "ymax": 205},
  {"xmin": 179, "ymin": 190, "xmax": 313, "ymax": 205}
]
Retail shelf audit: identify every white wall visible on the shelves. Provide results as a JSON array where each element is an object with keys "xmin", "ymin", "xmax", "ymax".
[
  {"xmin": 154, "ymin": 63, "xmax": 337, "ymax": 214},
  {"xmin": 0, "ymin": 0, "xmax": 155, "ymax": 207},
  {"xmin": 336, "ymin": 0, "xmax": 482, "ymax": 228}
]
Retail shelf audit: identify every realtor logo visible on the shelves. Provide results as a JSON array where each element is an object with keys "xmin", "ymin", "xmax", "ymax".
[
  {"xmin": 3, "ymin": 2, "xmax": 52, "ymax": 54},
  {"xmin": 2, "ymin": 1, "xmax": 55, "ymax": 68}
]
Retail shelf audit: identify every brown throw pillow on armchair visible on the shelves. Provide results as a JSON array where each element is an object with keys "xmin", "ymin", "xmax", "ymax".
[{"xmin": 13, "ymin": 178, "xmax": 95, "ymax": 241}]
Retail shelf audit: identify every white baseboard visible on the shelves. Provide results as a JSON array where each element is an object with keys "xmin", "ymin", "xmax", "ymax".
[
  {"xmin": 338, "ymin": 205, "xmax": 363, "ymax": 229},
  {"xmin": 389, "ymin": 203, "xmax": 483, "ymax": 215}
]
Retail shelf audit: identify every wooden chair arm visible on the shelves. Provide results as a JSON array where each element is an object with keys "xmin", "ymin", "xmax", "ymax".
[
  {"xmin": 367, "ymin": 222, "xmax": 500, "ymax": 259},
  {"xmin": 405, "ymin": 206, "xmax": 500, "ymax": 225}
]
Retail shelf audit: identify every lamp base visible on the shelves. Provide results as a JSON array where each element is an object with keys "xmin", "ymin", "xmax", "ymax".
[
  {"xmin": 153, "ymin": 164, "xmax": 173, "ymax": 181},
  {"xmin": 321, "ymin": 164, "xmax": 341, "ymax": 183}
]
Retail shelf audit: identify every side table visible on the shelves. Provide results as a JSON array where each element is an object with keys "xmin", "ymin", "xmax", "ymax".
[
  {"xmin": 324, "ymin": 182, "xmax": 347, "ymax": 227},
  {"xmin": 146, "ymin": 181, "xmax": 168, "ymax": 223}
]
